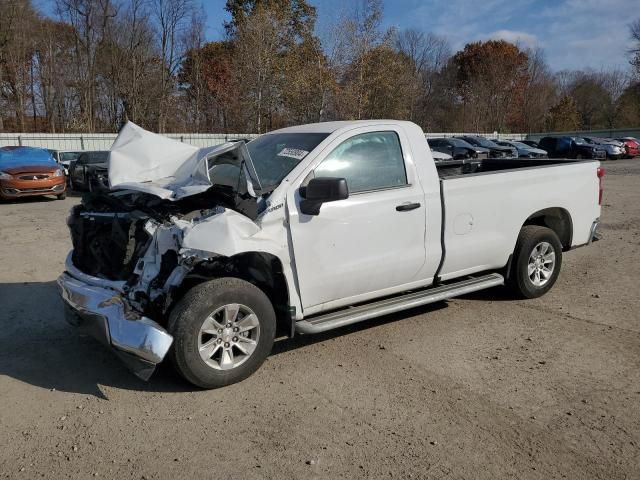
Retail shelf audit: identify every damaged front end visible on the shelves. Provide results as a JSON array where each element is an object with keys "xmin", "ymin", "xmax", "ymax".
[
  {"xmin": 58, "ymin": 122, "xmax": 269, "ymax": 380},
  {"xmin": 59, "ymin": 187, "xmax": 262, "ymax": 380}
]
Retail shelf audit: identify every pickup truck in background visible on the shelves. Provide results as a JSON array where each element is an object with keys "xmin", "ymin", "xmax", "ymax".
[{"xmin": 57, "ymin": 121, "xmax": 604, "ymax": 388}]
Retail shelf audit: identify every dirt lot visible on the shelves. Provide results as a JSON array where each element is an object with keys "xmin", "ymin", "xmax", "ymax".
[{"xmin": 1, "ymin": 159, "xmax": 639, "ymax": 480}]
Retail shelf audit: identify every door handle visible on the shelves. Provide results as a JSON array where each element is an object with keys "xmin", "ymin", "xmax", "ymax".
[{"xmin": 396, "ymin": 202, "xmax": 421, "ymax": 212}]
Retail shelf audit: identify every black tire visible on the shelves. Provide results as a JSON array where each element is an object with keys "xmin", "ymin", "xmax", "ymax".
[
  {"xmin": 168, "ymin": 277, "xmax": 276, "ymax": 389},
  {"xmin": 56, "ymin": 191, "xmax": 66, "ymax": 200},
  {"xmin": 507, "ymin": 225, "xmax": 562, "ymax": 299}
]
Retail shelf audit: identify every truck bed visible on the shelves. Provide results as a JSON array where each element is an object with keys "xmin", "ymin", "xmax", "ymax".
[
  {"xmin": 435, "ymin": 158, "xmax": 593, "ymax": 179},
  {"xmin": 435, "ymin": 159, "xmax": 601, "ymax": 281}
]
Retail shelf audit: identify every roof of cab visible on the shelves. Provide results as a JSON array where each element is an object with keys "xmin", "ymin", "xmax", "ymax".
[{"xmin": 266, "ymin": 120, "xmax": 419, "ymax": 135}]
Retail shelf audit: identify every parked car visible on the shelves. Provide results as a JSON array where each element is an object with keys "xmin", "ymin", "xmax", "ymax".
[
  {"xmin": 428, "ymin": 137, "xmax": 489, "ymax": 159},
  {"xmin": 68, "ymin": 151, "xmax": 109, "ymax": 190},
  {"xmin": 616, "ymin": 138, "xmax": 640, "ymax": 158},
  {"xmin": 492, "ymin": 140, "xmax": 547, "ymax": 158},
  {"xmin": 521, "ymin": 140, "xmax": 540, "ymax": 149},
  {"xmin": 538, "ymin": 137, "xmax": 606, "ymax": 160},
  {"xmin": 0, "ymin": 146, "xmax": 67, "ymax": 200},
  {"xmin": 431, "ymin": 149, "xmax": 453, "ymax": 162},
  {"xmin": 455, "ymin": 136, "xmax": 515, "ymax": 158},
  {"xmin": 49, "ymin": 150, "xmax": 83, "ymax": 176},
  {"xmin": 58, "ymin": 120, "xmax": 603, "ymax": 388},
  {"xmin": 582, "ymin": 137, "xmax": 625, "ymax": 160}
]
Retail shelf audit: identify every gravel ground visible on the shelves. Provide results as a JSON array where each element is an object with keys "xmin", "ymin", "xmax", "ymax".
[{"xmin": 1, "ymin": 159, "xmax": 639, "ymax": 479}]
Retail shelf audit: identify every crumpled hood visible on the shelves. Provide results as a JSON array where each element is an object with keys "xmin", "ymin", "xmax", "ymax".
[{"xmin": 108, "ymin": 122, "xmax": 260, "ymax": 200}]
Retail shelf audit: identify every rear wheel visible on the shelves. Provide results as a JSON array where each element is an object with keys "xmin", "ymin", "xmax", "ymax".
[
  {"xmin": 508, "ymin": 226, "xmax": 562, "ymax": 299},
  {"xmin": 168, "ymin": 277, "xmax": 276, "ymax": 389}
]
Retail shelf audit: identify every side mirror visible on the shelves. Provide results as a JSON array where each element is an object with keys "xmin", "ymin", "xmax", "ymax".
[{"xmin": 300, "ymin": 177, "xmax": 349, "ymax": 216}]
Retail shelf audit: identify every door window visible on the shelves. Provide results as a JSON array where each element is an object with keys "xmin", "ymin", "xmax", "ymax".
[{"xmin": 314, "ymin": 131, "xmax": 407, "ymax": 194}]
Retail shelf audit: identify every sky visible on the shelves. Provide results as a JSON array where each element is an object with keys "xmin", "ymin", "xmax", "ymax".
[{"xmin": 201, "ymin": 0, "xmax": 637, "ymax": 72}]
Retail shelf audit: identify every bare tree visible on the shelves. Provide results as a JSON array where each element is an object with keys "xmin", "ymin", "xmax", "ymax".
[
  {"xmin": 520, "ymin": 47, "xmax": 556, "ymax": 133},
  {"xmin": 395, "ymin": 29, "xmax": 450, "ymax": 127},
  {"xmin": 233, "ymin": 7, "xmax": 282, "ymax": 133},
  {"xmin": 600, "ymin": 69, "xmax": 630, "ymax": 128},
  {"xmin": 630, "ymin": 18, "xmax": 640, "ymax": 75},
  {"xmin": 56, "ymin": 0, "xmax": 119, "ymax": 131},
  {"xmin": 0, "ymin": 0, "xmax": 39, "ymax": 131},
  {"xmin": 179, "ymin": 6, "xmax": 207, "ymax": 131},
  {"xmin": 152, "ymin": 0, "xmax": 193, "ymax": 132}
]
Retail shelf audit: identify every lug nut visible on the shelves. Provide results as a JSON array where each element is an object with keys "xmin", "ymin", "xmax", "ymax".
[
  {"xmin": 233, "ymin": 327, "xmax": 239, "ymax": 332},
  {"xmin": 224, "ymin": 342, "xmax": 230, "ymax": 348},
  {"xmin": 217, "ymin": 329, "xmax": 222, "ymax": 334},
  {"xmin": 233, "ymin": 336, "xmax": 238, "ymax": 342},
  {"xmin": 217, "ymin": 339, "xmax": 222, "ymax": 344},
  {"xmin": 226, "ymin": 323, "xmax": 232, "ymax": 328}
]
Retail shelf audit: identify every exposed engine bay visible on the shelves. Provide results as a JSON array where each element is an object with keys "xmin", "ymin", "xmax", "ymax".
[{"xmin": 68, "ymin": 186, "xmax": 270, "ymax": 323}]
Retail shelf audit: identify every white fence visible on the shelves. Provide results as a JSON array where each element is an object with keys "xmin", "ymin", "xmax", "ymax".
[
  {"xmin": 0, "ymin": 130, "xmax": 528, "ymax": 151},
  {"xmin": 0, "ymin": 132, "xmax": 259, "ymax": 151}
]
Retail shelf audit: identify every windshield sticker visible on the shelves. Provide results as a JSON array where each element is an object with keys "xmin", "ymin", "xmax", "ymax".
[{"xmin": 277, "ymin": 148, "xmax": 309, "ymax": 160}]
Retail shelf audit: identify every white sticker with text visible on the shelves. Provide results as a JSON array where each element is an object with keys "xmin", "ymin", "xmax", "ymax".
[{"xmin": 277, "ymin": 148, "xmax": 309, "ymax": 160}]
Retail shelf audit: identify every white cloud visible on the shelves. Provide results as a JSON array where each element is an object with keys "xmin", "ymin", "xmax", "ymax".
[
  {"xmin": 482, "ymin": 30, "xmax": 540, "ymax": 49},
  {"xmin": 373, "ymin": 0, "xmax": 637, "ymax": 71}
]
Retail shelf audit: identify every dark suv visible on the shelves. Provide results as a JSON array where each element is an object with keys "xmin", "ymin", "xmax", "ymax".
[{"xmin": 537, "ymin": 137, "xmax": 606, "ymax": 160}]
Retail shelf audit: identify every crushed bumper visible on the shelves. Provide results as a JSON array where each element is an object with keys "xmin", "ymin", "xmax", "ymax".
[{"xmin": 57, "ymin": 268, "xmax": 173, "ymax": 381}]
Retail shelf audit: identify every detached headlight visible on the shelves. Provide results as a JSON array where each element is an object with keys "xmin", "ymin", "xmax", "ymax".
[
  {"xmin": 0, "ymin": 171, "xmax": 12, "ymax": 180},
  {"xmin": 53, "ymin": 168, "xmax": 64, "ymax": 177}
]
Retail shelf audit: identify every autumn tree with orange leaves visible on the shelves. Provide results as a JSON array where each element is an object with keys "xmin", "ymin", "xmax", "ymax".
[{"xmin": 450, "ymin": 40, "xmax": 529, "ymax": 132}]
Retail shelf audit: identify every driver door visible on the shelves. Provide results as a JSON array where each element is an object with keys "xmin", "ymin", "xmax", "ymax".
[{"xmin": 287, "ymin": 127, "xmax": 427, "ymax": 314}]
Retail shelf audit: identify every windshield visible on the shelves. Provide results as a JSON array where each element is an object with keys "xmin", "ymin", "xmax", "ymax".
[
  {"xmin": 572, "ymin": 137, "xmax": 588, "ymax": 145},
  {"xmin": 470, "ymin": 137, "xmax": 500, "ymax": 148},
  {"xmin": 247, "ymin": 132, "xmax": 329, "ymax": 188},
  {"xmin": 82, "ymin": 152, "xmax": 109, "ymax": 164},
  {"xmin": 60, "ymin": 152, "xmax": 81, "ymax": 162}
]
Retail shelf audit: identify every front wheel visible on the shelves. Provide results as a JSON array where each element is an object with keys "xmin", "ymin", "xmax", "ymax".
[
  {"xmin": 168, "ymin": 277, "xmax": 276, "ymax": 389},
  {"xmin": 507, "ymin": 225, "xmax": 562, "ymax": 299}
]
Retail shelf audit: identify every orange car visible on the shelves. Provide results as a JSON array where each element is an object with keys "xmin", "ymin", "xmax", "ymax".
[{"xmin": 0, "ymin": 146, "xmax": 67, "ymax": 200}]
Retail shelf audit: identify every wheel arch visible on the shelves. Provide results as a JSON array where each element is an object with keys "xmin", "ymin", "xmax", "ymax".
[
  {"xmin": 522, "ymin": 207, "xmax": 573, "ymax": 250},
  {"xmin": 172, "ymin": 251, "xmax": 293, "ymax": 336}
]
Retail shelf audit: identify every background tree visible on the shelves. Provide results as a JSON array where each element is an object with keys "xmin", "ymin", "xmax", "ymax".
[
  {"xmin": 630, "ymin": 18, "xmax": 640, "ymax": 76},
  {"xmin": 545, "ymin": 95, "xmax": 580, "ymax": 131},
  {"xmin": 395, "ymin": 29, "xmax": 451, "ymax": 128},
  {"xmin": 0, "ymin": 0, "xmax": 637, "ymax": 134},
  {"xmin": 450, "ymin": 40, "xmax": 529, "ymax": 132}
]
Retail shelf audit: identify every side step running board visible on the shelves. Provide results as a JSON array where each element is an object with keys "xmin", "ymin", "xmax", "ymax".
[{"xmin": 295, "ymin": 273, "xmax": 504, "ymax": 334}]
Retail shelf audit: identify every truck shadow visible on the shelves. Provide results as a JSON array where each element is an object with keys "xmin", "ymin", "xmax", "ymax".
[
  {"xmin": 0, "ymin": 280, "xmax": 191, "ymax": 398},
  {"xmin": 0, "ymin": 280, "xmax": 471, "ymax": 397},
  {"xmin": 270, "ymin": 302, "xmax": 449, "ymax": 356},
  {"xmin": 457, "ymin": 285, "xmax": 515, "ymax": 302}
]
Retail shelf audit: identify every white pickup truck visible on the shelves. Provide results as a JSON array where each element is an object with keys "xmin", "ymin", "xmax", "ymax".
[{"xmin": 58, "ymin": 121, "xmax": 603, "ymax": 388}]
